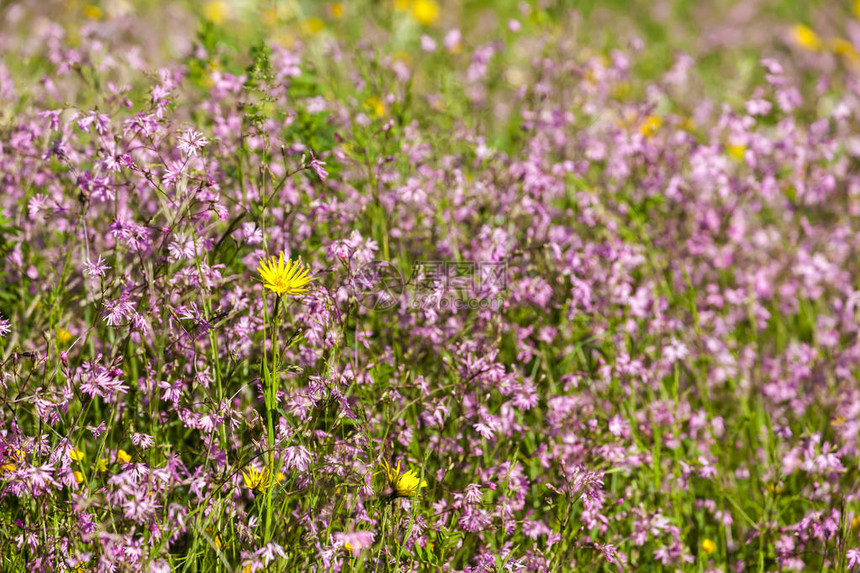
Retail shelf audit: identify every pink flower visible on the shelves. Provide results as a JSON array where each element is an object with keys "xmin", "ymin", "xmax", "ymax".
[{"xmin": 308, "ymin": 151, "xmax": 328, "ymax": 181}]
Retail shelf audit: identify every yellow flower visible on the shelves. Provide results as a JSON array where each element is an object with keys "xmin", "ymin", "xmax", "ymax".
[
  {"xmin": 792, "ymin": 24, "xmax": 822, "ymax": 52},
  {"xmin": 365, "ymin": 97, "xmax": 386, "ymax": 119},
  {"xmin": 343, "ymin": 541, "xmax": 354, "ymax": 552},
  {"xmin": 701, "ymin": 538, "xmax": 716, "ymax": 555},
  {"xmin": 57, "ymin": 328, "xmax": 73, "ymax": 345},
  {"xmin": 852, "ymin": 515, "xmax": 860, "ymax": 530},
  {"xmin": 726, "ymin": 144, "xmax": 746, "ymax": 163},
  {"xmin": 97, "ymin": 458, "xmax": 108, "ymax": 472},
  {"xmin": 639, "ymin": 115, "xmax": 662, "ymax": 137},
  {"xmin": 381, "ymin": 460, "xmax": 427, "ymax": 498},
  {"xmin": 260, "ymin": 7, "xmax": 279, "ymax": 27},
  {"xmin": 855, "ymin": 0, "xmax": 860, "ymax": 19},
  {"xmin": 832, "ymin": 416, "xmax": 847, "ymax": 427},
  {"xmin": 73, "ymin": 471, "xmax": 84, "ymax": 484},
  {"xmin": 303, "ymin": 17, "xmax": 325, "ymax": 35},
  {"xmin": 394, "ymin": 0, "xmax": 410, "ymax": 11},
  {"xmin": 831, "ymin": 38, "xmax": 860, "ymax": 66},
  {"xmin": 83, "ymin": 4, "xmax": 102, "ymax": 20},
  {"xmin": 411, "ymin": 0, "xmax": 440, "ymax": 26},
  {"xmin": 203, "ymin": 1, "xmax": 229, "ymax": 25},
  {"xmin": 1, "ymin": 464, "xmax": 15, "ymax": 473},
  {"xmin": 331, "ymin": 3, "xmax": 344, "ymax": 18},
  {"xmin": 257, "ymin": 253, "xmax": 313, "ymax": 296},
  {"xmin": 69, "ymin": 448, "xmax": 85, "ymax": 461},
  {"xmin": 242, "ymin": 466, "xmax": 272, "ymax": 491},
  {"xmin": 117, "ymin": 449, "xmax": 132, "ymax": 464}
]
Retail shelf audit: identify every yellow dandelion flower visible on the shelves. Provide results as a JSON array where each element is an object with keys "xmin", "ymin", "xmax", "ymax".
[
  {"xmin": 276, "ymin": 471, "xmax": 286, "ymax": 482},
  {"xmin": 365, "ymin": 97, "xmax": 386, "ymax": 118},
  {"xmin": 831, "ymin": 38, "xmax": 860, "ymax": 66},
  {"xmin": 203, "ymin": 1, "xmax": 229, "ymax": 25},
  {"xmin": 411, "ymin": 0, "xmax": 440, "ymax": 26},
  {"xmin": 331, "ymin": 3, "xmax": 344, "ymax": 19},
  {"xmin": 83, "ymin": 4, "xmax": 102, "ymax": 20},
  {"xmin": 242, "ymin": 466, "xmax": 272, "ymax": 491},
  {"xmin": 381, "ymin": 460, "xmax": 427, "ymax": 498},
  {"xmin": 117, "ymin": 449, "xmax": 132, "ymax": 464},
  {"xmin": 57, "ymin": 328, "xmax": 73, "ymax": 345},
  {"xmin": 792, "ymin": 24, "xmax": 822, "ymax": 52},
  {"xmin": 639, "ymin": 115, "xmax": 662, "ymax": 137},
  {"xmin": 701, "ymin": 538, "xmax": 716, "ymax": 555},
  {"xmin": 73, "ymin": 471, "xmax": 84, "ymax": 484},
  {"xmin": 69, "ymin": 448, "xmax": 85, "ymax": 461},
  {"xmin": 257, "ymin": 253, "xmax": 314, "ymax": 296},
  {"xmin": 727, "ymin": 144, "xmax": 746, "ymax": 163},
  {"xmin": 303, "ymin": 17, "xmax": 325, "ymax": 35}
]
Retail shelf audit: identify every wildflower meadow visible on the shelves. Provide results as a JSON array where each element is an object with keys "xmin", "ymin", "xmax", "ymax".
[{"xmin": 3, "ymin": 0, "xmax": 860, "ymax": 571}]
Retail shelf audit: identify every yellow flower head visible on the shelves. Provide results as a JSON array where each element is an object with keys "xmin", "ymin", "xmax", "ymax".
[
  {"xmin": 302, "ymin": 17, "xmax": 325, "ymax": 36},
  {"xmin": 117, "ymin": 449, "xmax": 132, "ymax": 464},
  {"xmin": 792, "ymin": 24, "xmax": 822, "ymax": 52},
  {"xmin": 639, "ymin": 115, "xmax": 662, "ymax": 137},
  {"xmin": 242, "ymin": 465, "xmax": 272, "ymax": 491},
  {"xmin": 831, "ymin": 38, "xmax": 860, "ymax": 66},
  {"xmin": 83, "ymin": 4, "xmax": 102, "ymax": 20},
  {"xmin": 701, "ymin": 538, "xmax": 716, "ymax": 555},
  {"xmin": 381, "ymin": 459, "xmax": 427, "ymax": 498},
  {"xmin": 69, "ymin": 448, "xmax": 85, "ymax": 461},
  {"xmin": 411, "ymin": 0, "xmax": 440, "ymax": 26},
  {"xmin": 73, "ymin": 471, "xmax": 84, "ymax": 484},
  {"xmin": 203, "ymin": 1, "xmax": 229, "ymax": 25},
  {"xmin": 726, "ymin": 144, "xmax": 746, "ymax": 163},
  {"xmin": 57, "ymin": 328, "xmax": 73, "ymax": 345},
  {"xmin": 257, "ymin": 253, "xmax": 313, "ymax": 296},
  {"xmin": 365, "ymin": 97, "xmax": 386, "ymax": 118}
]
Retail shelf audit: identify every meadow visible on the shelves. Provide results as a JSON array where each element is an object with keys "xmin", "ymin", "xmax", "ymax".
[{"xmin": 1, "ymin": 0, "xmax": 860, "ymax": 570}]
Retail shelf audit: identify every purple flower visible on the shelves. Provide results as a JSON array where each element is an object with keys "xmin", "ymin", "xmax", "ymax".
[
  {"xmin": 308, "ymin": 150, "xmax": 328, "ymax": 181},
  {"xmin": 177, "ymin": 129, "xmax": 208, "ymax": 157},
  {"xmin": 282, "ymin": 446, "xmax": 311, "ymax": 472},
  {"xmin": 83, "ymin": 255, "xmax": 111, "ymax": 279}
]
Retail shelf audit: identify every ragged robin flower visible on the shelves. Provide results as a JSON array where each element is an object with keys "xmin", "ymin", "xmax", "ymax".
[
  {"xmin": 242, "ymin": 465, "xmax": 272, "ymax": 492},
  {"xmin": 257, "ymin": 253, "xmax": 313, "ymax": 296},
  {"xmin": 380, "ymin": 459, "xmax": 427, "ymax": 499}
]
